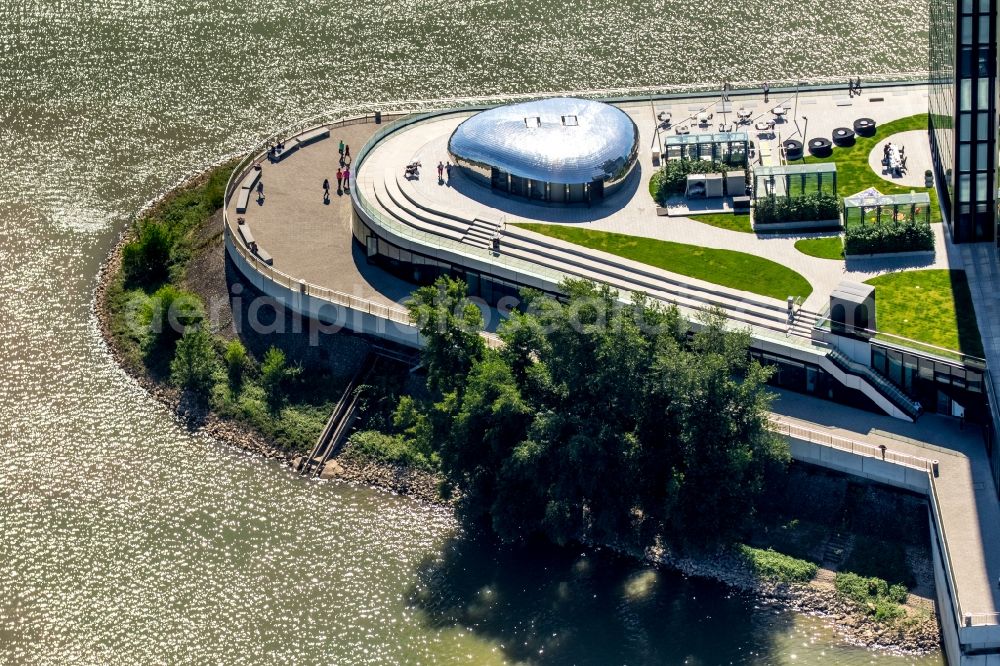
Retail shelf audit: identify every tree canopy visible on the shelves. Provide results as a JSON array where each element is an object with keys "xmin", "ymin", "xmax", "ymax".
[{"xmin": 402, "ymin": 276, "xmax": 788, "ymax": 550}]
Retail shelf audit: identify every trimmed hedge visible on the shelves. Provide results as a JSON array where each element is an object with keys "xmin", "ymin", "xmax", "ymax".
[
  {"xmin": 844, "ymin": 218, "xmax": 934, "ymax": 255},
  {"xmin": 753, "ymin": 192, "xmax": 840, "ymax": 225},
  {"xmin": 651, "ymin": 159, "xmax": 740, "ymax": 203}
]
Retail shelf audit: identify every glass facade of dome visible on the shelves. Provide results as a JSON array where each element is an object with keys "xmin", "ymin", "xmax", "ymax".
[{"xmin": 448, "ymin": 97, "xmax": 639, "ymax": 203}]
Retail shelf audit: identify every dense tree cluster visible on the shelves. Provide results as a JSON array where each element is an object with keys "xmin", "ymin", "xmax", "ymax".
[{"xmin": 400, "ymin": 277, "xmax": 789, "ymax": 549}]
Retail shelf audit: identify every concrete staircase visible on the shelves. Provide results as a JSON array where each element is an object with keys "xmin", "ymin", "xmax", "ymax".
[
  {"xmin": 364, "ymin": 168, "xmax": 815, "ymax": 336},
  {"xmin": 826, "ymin": 348, "xmax": 923, "ymax": 421},
  {"xmin": 463, "ymin": 218, "xmax": 501, "ymax": 248}
]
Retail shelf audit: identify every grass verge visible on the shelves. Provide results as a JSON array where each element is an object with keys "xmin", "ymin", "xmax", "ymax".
[
  {"xmin": 864, "ymin": 269, "xmax": 984, "ymax": 358},
  {"xmin": 794, "ymin": 236, "xmax": 843, "ymax": 260},
  {"xmin": 686, "ymin": 212, "xmax": 753, "ymax": 234},
  {"xmin": 517, "ymin": 223, "xmax": 813, "ymax": 301}
]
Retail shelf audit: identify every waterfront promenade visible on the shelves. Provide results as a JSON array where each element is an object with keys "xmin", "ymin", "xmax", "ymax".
[{"xmin": 224, "ymin": 85, "xmax": 1000, "ymax": 661}]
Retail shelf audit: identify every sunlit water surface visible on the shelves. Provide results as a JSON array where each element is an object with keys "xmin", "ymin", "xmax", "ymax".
[{"xmin": 0, "ymin": 1, "xmax": 940, "ymax": 663}]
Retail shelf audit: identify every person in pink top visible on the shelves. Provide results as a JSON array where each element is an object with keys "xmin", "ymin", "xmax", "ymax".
[{"xmin": 343, "ymin": 166, "xmax": 351, "ymax": 190}]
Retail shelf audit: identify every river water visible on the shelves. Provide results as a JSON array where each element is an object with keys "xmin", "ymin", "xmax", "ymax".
[{"xmin": 0, "ymin": 1, "xmax": 941, "ymax": 663}]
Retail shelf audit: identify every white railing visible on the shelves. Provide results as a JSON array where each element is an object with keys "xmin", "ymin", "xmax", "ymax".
[{"xmin": 767, "ymin": 415, "xmax": 935, "ymax": 472}]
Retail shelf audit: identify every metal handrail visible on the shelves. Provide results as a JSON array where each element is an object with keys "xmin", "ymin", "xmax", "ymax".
[
  {"xmin": 767, "ymin": 415, "xmax": 935, "ymax": 472},
  {"xmin": 814, "ymin": 311, "xmax": 987, "ymax": 368}
]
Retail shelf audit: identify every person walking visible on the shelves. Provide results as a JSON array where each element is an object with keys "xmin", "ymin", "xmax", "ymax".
[
  {"xmin": 256, "ymin": 180, "xmax": 264, "ymax": 201},
  {"xmin": 343, "ymin": 166, "xmax": 351, "ymax": 190},
  {"xmin": 437, "ymin": 161, "xmax": 444, "ymax": 183},
  {"xmin": 323, "ymin": 177, "xmax": 330, "ymax": 193},
  {"xmin": 445, "ymin": 161, "xmax": 452, "ymax": 182},
  {"xmin": 763, "ymin": 82, "xmax": 770, "ymax": 103},
  {"xmin": 339, "ymin": 139, "xmax": 344, "ymax": 156},
  {"xmin": 336, "ymin": 167, "xmax": 343, "ymax": 192},
  {"xmin": 344, "ymin": 144, "xmax": 350, "ymax": 159}
]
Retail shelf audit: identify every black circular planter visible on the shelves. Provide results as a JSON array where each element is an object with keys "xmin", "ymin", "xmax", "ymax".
[
  {"xmin": 808, "ymin": 137, "xmax": 833, "ymax": 157},
  {"xmin": 832, "ymin": 127, "xmax": 855, "ymax": 146},
  {"xmin": 853, "ymin": 117, "xmax": 876, "ymax": 137},
  {"xmin": 783, "ymin": 139, "xmax": 803, "ymax": 157}
]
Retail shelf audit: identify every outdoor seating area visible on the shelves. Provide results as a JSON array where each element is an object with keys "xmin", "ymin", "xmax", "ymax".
[{"xmin": 882, "ymin": 141, "xmax": 908, "ymax": 177}]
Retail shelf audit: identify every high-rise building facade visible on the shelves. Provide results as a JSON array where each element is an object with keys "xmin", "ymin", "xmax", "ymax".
[{"xmin": 929, "ymin": 0, "xmax": 997, "ymax": 243}]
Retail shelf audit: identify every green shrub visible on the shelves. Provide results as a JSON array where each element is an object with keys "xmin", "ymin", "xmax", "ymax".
[
  {"xmin": 739, "ymin": 545, "xmax": 818, "ymax": 583},
  {"xmin": 651, "ymin": 159, "xmax": 743, "ymax": 203},
  {"xmin": 142, "ymin": 285, "xmax": 204, "ymax": 350},
  {"xmin": 122, "ymin": 221, "xmax": 173, "ymax": 286},
  {"xmin": 835, "ymin": 572, "xmax": 908, "ymax": 622},
  {"xmin": 344, "ymin": 430, "xmax": 439, "ymax": 472},
  {"xmin": 224, "ymin": 339, "xmax": 249, "ymax": 389},
  {"xmin": 170, "ymin": 327, "xmax": 219, "ymax": 398},
  {"xmin": 261, "ymin": 347, "xmax": 291, "ymax": 409},
  {"xmin": 844, "ymin": 217, "xmax": 934, "ymax": 255},
  {"xmin": 753, "ymin": 193, "xmax": 840, "ymax": 225}
]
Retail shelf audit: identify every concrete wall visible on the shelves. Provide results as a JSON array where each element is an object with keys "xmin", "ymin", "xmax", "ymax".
[
  {"xmin": 785, "ymin": 436, "xmax": 930, "ymax": 493},
  {"xmin": 226, "ymin": 232, "xmax": 423, "ymax": 349}
]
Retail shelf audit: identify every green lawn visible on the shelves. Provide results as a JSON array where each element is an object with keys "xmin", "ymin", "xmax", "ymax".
[
  {"xmin": 864, "ymin": 269, "xmax": 984, "ymax": 357},
  {"xmin": 799, "ymin": 114, "xmax": 941, "ymax": 223},
  {"xmin": 686, "ymin": 212, "xmax": 753, "ymax": 234},
  {"xmin": 794, "ymin": 236, "xmax": 843, "ymax": 260},
  {"xmin": 517, "ymin": 223, "xmax": 812, "ymax": 301}
]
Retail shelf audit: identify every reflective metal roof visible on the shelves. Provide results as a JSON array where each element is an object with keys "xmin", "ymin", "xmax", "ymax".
[{"xmin": 448, "ymin": 97, "xmax": 639, "ymax": 184}]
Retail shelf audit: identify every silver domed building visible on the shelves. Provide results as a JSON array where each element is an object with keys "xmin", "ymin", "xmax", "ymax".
[{"xmin": 448, "ymin": 97, "xmax": 639, "ymax": 204}]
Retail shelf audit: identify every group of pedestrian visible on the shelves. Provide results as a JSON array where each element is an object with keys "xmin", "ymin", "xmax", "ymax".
[
  {"xmin": 322, "ymin": 165, "xmax": 351, "ymax": 199},
  {"xmin": 319, "ymin": 140, "xmax": 353, "ymax": 201},
  {"xmin": 848, "ymin": 77, "xmax": 863, "ymax": 98},
  {"xmin": 436, "ymin": 160, "xmax": 452, "ymax": 184}
]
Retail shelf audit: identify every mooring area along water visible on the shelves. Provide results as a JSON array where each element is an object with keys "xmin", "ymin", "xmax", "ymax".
[{"xmin": 0, "ymin": 1, "xmax": 940, "ymax": 663}]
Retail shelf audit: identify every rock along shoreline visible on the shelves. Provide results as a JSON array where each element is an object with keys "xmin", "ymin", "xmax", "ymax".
[{"xmin": 92, "ymin": 163, "xmax": 940, "ymax": 657}]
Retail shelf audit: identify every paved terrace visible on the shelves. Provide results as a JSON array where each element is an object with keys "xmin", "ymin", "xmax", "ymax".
[{"xmin": 357, "ymin": 84, "xmax": 957, "ymax": 321}]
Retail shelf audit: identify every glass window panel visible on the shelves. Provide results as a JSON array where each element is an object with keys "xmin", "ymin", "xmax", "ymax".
[
  {"xmin": 962, "ymin": 0, "xmax": 972, "ymax": 12},
  {"xmin": 960, "ymin": 80, "xmax": 973, "ymax": 110},
  {"xmin": 960, "ymin": 143, "xmax": 971, "ymax": 170},
  {"xmin": 977, "ymin": 112, "xmax": 990, "ymax": 140},
  {"xmin": 978, "ymin": 172, "xmax": 988, "ymax": 200},
  {"xmin": 979, "ymin": 16, "xmax": 990, "ymax": 43},
  {"xmin": 960, "ymin": 114, "xmax": 972, "ymax": 140},
  {"xmin": 959, "ymin": 173, "xmax": 972, "ymax": 201},
  {"xmin": 962, "ymin": 17, "xmax": 973, "ymax": 43},
  {"xmin": 978, "ymin": 143, "xmax": 989, "ymax": 169},
  {"xmin": 979, "ymin": 78, "xmax": 990, "ymax": 107},
  {"xmin": 979, "ymin": 0, "xmax": 989, "ymax": 12}
]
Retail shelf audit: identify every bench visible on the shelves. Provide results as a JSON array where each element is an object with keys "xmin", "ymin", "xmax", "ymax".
[
  {"xmin": 238, "ymin": 223, "xmax": 256, "ymax": 249},
  {"xmin": 254, "ymin": 247, "xmax": 273, "ymax": 265},
  {"xmin": 297, "ymin": 126, "xmax": 330, "ymax": 147},
  {"xmin": 242, "ymin": 168, "xmax": 261, "ymax": 192},
  {"xmin": 236, "ymin": 186, "xmax": 252, "ymax": 213},
  {"xmin": 273, "ymin": 139, "xmax": 301, "ymax": 162}
]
